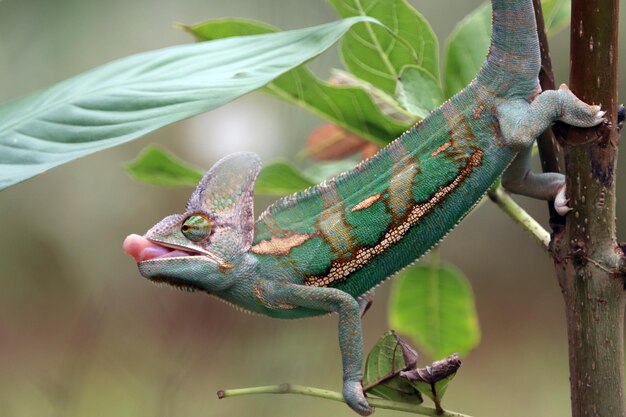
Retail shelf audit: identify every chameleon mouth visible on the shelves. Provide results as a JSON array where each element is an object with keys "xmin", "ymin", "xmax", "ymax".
[
  {"xmin": 123, "ymin": 234, "xmax": 233, "ymax": 270},
  {"xmin": 123, "ymin": 234, "xmax": 200, "ymax": 263}
]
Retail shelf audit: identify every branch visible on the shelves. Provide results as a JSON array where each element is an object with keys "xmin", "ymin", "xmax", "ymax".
[
  {"xmin": 552, "ymin": 0, "xmax": 626, "ymax": 416},
  {"xmin": 487, "ymin": 186, "xmax": 551, "ymax": 250},
  {"xmin": 217, "ymin": 384, "xmax": 474, "ymax": 417},
  {"xmin": 532, "ymin": 0, "xmax": 565, "ymax": 230}
]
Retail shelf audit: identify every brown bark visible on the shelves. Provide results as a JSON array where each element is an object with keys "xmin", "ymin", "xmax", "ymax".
[{"xmin": 550, "ymin": 0, "xmax": 626, "ymax": 416}]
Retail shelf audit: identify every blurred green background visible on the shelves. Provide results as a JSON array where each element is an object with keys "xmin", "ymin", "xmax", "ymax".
[{"xmin": 1, "ymin": 1, "xmax": 625, "ymax": 416}]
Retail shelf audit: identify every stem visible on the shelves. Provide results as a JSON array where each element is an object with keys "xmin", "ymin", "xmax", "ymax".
[
  {"xmin": 552, "ymin": 0, "xmax": 626, "ymax": 416},
  {"xmin": 487, "ymin": 186, "xmax": 551, "ymax": 250},
  {"xmin": 532, "ymin": 0, "xmax": 565, "ymax": 231},
  {"xmin": 217, "ymin": 384, "xmax": 473, "ymax": 417}
]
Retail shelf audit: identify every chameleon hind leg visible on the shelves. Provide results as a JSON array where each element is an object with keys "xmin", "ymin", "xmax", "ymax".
[
  {"xmin": 501, "ymin": 147, "xmax": 572, "ymax": 213},
  {"xmin": 498, "ymin": 84, "xmax": 605, "ymax": 214},
  {"xmin": 263, "ymin": 281, "xmax": 372, "ymax": 416}
]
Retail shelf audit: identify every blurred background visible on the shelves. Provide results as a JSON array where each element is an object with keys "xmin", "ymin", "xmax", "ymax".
[{"xmin": 1, "ymin": 0, "xmax": 625, "ymax": 416}]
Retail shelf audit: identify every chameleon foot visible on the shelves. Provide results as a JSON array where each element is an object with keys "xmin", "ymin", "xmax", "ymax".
[
  {"xmin": 554, "ymin": 185, "xmax": 572, "ymax": 216},
  {"xmin": 557, "ymin": 84, "xmax": 606, "ymax": 127},
  {"xmin": 343, "ymin": 380, "xmax": 373, "ymax": 416}
]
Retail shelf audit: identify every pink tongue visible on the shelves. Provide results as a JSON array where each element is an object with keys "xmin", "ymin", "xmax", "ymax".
[{"xmin": 123, "ymin": 234, "xmax": 172, "ymax": 262}]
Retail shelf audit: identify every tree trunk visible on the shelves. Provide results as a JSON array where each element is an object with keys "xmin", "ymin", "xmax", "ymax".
[{"xmin": 551, "ymin": 0, "xmax": 626, "ymax": 416}]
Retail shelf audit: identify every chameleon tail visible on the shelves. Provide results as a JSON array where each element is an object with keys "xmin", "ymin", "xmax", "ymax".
[{"xmin": 479, "ymin": 0, "xmax": 541, "ymax": 97}]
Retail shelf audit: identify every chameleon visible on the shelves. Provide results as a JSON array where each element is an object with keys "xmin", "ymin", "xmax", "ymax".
[{"xmin": 123, "ymin": 0, "xmax": 605, "ymax": 414}]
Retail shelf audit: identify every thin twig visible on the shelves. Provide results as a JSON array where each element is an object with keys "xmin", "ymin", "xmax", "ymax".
[
  {"xmin": 217, "ymin": 383, "xmax": 474, "ymax": 417},
  {"xmin": 487, "ymin": 186, "xmax": 550, "ymax": 250}
]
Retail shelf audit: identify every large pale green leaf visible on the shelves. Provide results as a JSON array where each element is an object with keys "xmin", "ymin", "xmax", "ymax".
[
  {"xmin": 389, "ymin": 262, "xmax": 480, "ymax": 359},
  {"xmin": 327, "ymin": 0, "xmax": 439, "ymax": 94},
  {"xmin": 186, "ymin": 19, "xmax": 410, "ymax": 146},
  {"xmin": 443, "ymin": 2, "xmax": 491, "ymax": 98},
  {"xmin": 0, "ymin": 17, "xmax": 379, "ymax": 190}
]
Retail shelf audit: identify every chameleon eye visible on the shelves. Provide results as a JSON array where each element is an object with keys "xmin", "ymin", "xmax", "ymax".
[{"xmin": 181, "ymin": 214, "xmax": 211, "ymax": 242}]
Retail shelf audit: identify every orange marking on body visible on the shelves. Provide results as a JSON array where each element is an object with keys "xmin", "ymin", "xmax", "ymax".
[
  {"xmin": 350, "ymin": 193, "xmax": 383, "ymax": 212},
  {"xmin": 472, "ymin": 104, "xmax": 485, "ymax": 119},
  {"xmin": 250, "ymin": 233, "xmax": 312, "ymax": 256},
  {"xmin": 431, "ymin": 142, "xmax": 452, "ymax": 157}
]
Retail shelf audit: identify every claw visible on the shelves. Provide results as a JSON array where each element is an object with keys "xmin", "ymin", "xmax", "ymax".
[
  {"xmin": 594, "ymin": 109, "xmax": 607, "ymax": 125},
  {"xmin": 555, "ymin": 185, "xmax": 572, "ymax": 216}
]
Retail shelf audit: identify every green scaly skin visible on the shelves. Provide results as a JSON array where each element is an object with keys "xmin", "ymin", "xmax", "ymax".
[{"xmin": 124, "ymin": 0, "xmax": 605, "ymax": 414}]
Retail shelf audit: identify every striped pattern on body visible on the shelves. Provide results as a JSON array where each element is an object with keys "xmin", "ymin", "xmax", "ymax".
[{"xmin": 250, "ymin": 0, "xmax": 539, "ymax": 298}]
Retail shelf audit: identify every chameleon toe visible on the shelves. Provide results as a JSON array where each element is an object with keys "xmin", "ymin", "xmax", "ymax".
[
  {"xmin": 555, "ymin": 186, "xmax": 573, "ymax": 216},
  {"xmin": 343, "ymin": 381, "xmax": 373, "ymax": 416}
]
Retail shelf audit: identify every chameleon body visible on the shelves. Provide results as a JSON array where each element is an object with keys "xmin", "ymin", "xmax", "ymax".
[{"xmin": 123, "ymin": 0, "xmax": 605, "ymax": 414}]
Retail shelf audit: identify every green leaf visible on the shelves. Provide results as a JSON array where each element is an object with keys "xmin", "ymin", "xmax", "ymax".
[
  {"xmin": 328, "ymin": 69, "xmax": 415, "ymax": 124},
  {"xmin": 186, "ymin": 19, "xmax": 411, "ymax": 146},
  {"xmin": 302, "ymin": 157, "xmax": 361, "ymax": 183},
  {"xmin": 363, "ymin": 331, "xmax": 423, "ymax": 404},
  {"xmin": 327, "ymin": 0, "xmax": 439, "ymax": 94},
  {"xmin": 396, "ymin": 66, "xmax": 445, "ymax": 118},
  {"xmin": 541, "ymin": 0, "xmax": 571, "ymax": 37},
  {"xmin": 0, "ymin": 17, "xmax": 379, "ymax": 191},
  {"xmin": 257, "ymin": 158, "xmax": 360, "ymax": 196},
  {"xmin": 255, "ymin": 160, "xmax": 316, "ymax": 196},
  {"xmin": 389, "ymin": 262, "xmax": 480, "ymax": 359},
  {"xmin": 184, "ymin": 18, "xmax": 277, "ymax": 39},
  {"xmin": 402, "ymin": 354, "xmax": 461, "ymax": 413},
  {"xmin": 125, "ymin": 145, "xmax": 316, "ymax": 196},
  {"xmin": 443, "ymin": 2, "xmax": 491, "ymax": 98},
  {"xmin": 126, "ymin": 145, "xmax": 202, "ymax": 187},
  {"xmin": 259, "ymin": 156, "xmax": 364, "ymax": 196}
]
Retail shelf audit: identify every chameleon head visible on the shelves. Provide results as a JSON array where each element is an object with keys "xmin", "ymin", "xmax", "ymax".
[{"xmin": 123, "ymin": 152, "xmax": 261, "ymax": 293}]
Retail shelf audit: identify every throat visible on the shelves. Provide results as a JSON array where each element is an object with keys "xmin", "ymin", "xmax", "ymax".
[{"xmin": 149, "ymin": 275, "xmax": 201, "ymax": 293}]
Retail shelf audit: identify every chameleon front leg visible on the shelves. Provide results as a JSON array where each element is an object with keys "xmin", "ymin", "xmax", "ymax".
[
  {"xmin": 263, "ymin": 281, "xmax": 372, "ymax": 416},
  {"xmin": 498, "ymin": 84, "xmax": 605, "ymax": 214}
]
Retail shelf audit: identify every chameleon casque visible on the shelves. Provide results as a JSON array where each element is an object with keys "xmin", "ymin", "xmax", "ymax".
[{"xmin": 123, "ymin": 0, "xmax": 605, "ymax": 414}]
